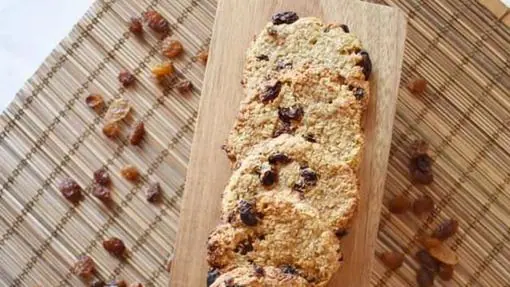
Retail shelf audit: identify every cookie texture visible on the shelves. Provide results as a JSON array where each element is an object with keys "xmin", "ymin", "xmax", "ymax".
[
  {"xmin": 207, "ymin": 195, "xmax": 341, "ymax": 286},
  {"xmin": 222, "ymin": 134, "xmax": 359, "ymax": 231},
  {"xmin": 209, "ymin": 266, "xmax": 309, "ymax": 287},
  {"xmin": 225, "ymin": 68, "xmax": 368, "ymax": 167}
]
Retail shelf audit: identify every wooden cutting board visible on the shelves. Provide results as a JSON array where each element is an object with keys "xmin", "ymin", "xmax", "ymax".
[{"xmin": 170, "ymin": 0, "xmax": 406, "ymax": 286}]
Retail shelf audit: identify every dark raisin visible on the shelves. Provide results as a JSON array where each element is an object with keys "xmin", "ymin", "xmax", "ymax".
[
  {"xmin": 260, "ymin": 81, "xmax": 282, "ymax": 103},
  {"xmin": 410, "ymin": 154, "xmax": 433, "ymax": 184},
  {"xmin": 433, "ymin": 219, "xmax": 459, "ymax": 240},
  {"xmin": 335, "ymin": 228, "xmax": 348, "ymax": 239},
  {"xmin": 238, "ymin": 200, "xmax": 258, "ymax": 226},
  {"xmin": 438, "ymin": 263, "xmax": 454, "ymax": 281},
  {"xmin": 303, "ymin": 134, "xmax": 317, "ymax": 143},
  {"xmin": 234, "ymin": 240, "xmax": 253, "ymax": 255},
  {"xmin": 340, "ymin": 24, "xmax": 350, "ymax": 33},
  {"xmin": 416, "ymin": 268, "xmax": 435, "ymax": 287},
  {"xmin": 268, "ymin": 153, "xmax": 291, "ymax": 165},
  {"xmin": 353, "ymin": 87, "xmax": 365, "ymax": 100},
  {"xmin": 143, "ymin": 10, "xmax": 170, "ymax": 34},
  {"xmin": 276, "ymin": 61, "xmax": 293, "ymax": 71},
  {"xmin": 413, "ymin": 196, "xmax": 434, "ymax": 215},
  {"xmin": 59, "ymin": 178, "xmax": 82, "ymax": 204},
  {"xmin": 129, "ymin": 17, "xmax": 143, "ymax": 35},
  {"xmin": 271, "ymin": 11, "xmax": 299, "ymax": 25},
  {"xmin": 272, "ymin": 122, "xmax": 295, "ymax": 138},
  {"xmin": 281, "ymin": 265, "xmax": 298, "ymax": 275},
  {"xmin": 103, "ymin": 237, "xmax": 126, "ymax": 257},
  {"xmin": 94, "ymin": 168, "xmax": 111, "ymax": 186},
  {"xmin": 358, "ymin": 50, "xmax": 372, "ymax": 80},
  {"xmin": 388, "ymin": 195, "xmax": 411, "ymax": 214},
  {"xmin": 129, "ymin": 121, "xmax": 146, "ymax": 145},
  {"xmin": 254, "ymin": 266, "xmax": 265, "ymax": 277},
  {"xmin": 292, "ymin": 180, "xmax": 306, "ymax": 193},
  {"xmin": 118, "ymin": 71, "xmax": 136, "ymax": 87},
  {"xmin": 278, "ymin": 105, "xmax": 304, "ymax": 123},
  {"xmin": 258, "ymin": 234, "xmax": 265, "ymax": 241},
  {"xmin": 259, "ymin": 165, "xmax": 277, "ymax": 186},
  {"xmin": 408, "ymin": 78, "xmax": 428, "ymax": 95},
  {"xmin": 72, "ymin": 255, "xmax": 95, "ymax": 278},
  {"xmin": 93, "ymin": 186, "xmax": 112, "ymax": 201},
  {"xmin": 176, "ymin": 80, "xmax": 193, "ymax": 94},
  {"xmin": 379, "ymin": 251, "xmax": 404, "ymax": 270},
  {"xmin": 300, "ymin": 167, "xmax": 318, "ymax": 186},
  {"xmin": 90, "ymin": 279, "xmax": 106, "ymax": 287},
  {"xmin": 207, "ymin": 268, "xmax": 220, "ymax": 286},
  {"xmin": 146, "ymin": 183, "xmax": 162, "ymax": 203},
  {"xmin": 256, "ymin": 55, "xmax": 269, "ymax": 61},
  {"xmin": 416, "ymin": 249, "xmax": 440, "ymax": 273}
]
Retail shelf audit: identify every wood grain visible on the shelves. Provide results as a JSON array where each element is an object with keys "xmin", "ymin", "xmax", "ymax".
[{"xmin": 170, "ymin": 0, "xmax": 406, "ymax": 286}]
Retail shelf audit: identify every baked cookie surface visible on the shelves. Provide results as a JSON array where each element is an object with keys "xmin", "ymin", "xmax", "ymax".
[{"xmin": 209, "ymin": 266, "xmax": 309, "ymax": 287}]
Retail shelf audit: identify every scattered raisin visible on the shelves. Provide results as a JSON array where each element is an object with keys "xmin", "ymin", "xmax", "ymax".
[
  {"xmin": 59, "ymin": 178, "xmax": 82, "ymax": 203},
  {"xmin": 72, "ymin": 255, "xmax": 95, "ymax": 278},
  {"xmin": 335, "ymin": 228, "xmax": 348, "ymax": 239},
  {"xmin": 358, "ymin": 50, "xmax": 372, "ymax": 80},
  {"xmin": 146, "ymin": 183, "xmax": 162, "ymax": 203},
  {"xmin": 388, "ymin": 195, "xmax": 410, "ymax": 214},
  {"xmin": 259, "ymin": 165, "xmax": 277, "ymax": 187},
  {"xmin": 292, "ymin": 180, "xmax": 306, "ymax": 193},
  {"xmin": 118, "ymin": 71, "xmax": 135, "ymax": 87},
  {"xmin": 90, "ymin": 279, "xmax": 106, "ymax": 287},
  {"xmin": 94, "ymin": 168, "xmax": 111, "ymax": 186},
  {"xmin": 104, "ymin": 99, "xmax": 131, "ymax": 123},
  {"xmin": 120, "ymin": 165, "xmax": 140, "ymax": 182},
  {"xmin": 129, "ymin": 17, "xmax": 143, "ymax": 35},
  {"xmin": 129, "ymin": 121, "xmax": 145, "ymax": 145},
  {"xmin": 413, "ymin": 196, "xmax": 434, "ymax": 215},
  {"xmin": 379, "ymin": 251, "xmax": 405, "ymax": 270},
  {"xmin": 197, "ymin": 50, "xmax": 209, "ymax": 65},
  {"xmin": 254, "ymin": 266, "xmax": 264, "ymax": 277},
  {"xmin": 278, "ymin": 105, "xmax": 304, "ymax": 122},
  {"xmin": 238, "ymin": 200, "xmax": 258, "ymax": 226},
  {"xmin": 272, "ymin": 11, "xmax": 299, "ymax": 25},
  {"xmin": 438, "ymin": 264, "xmax": 454, "ymax": 281},
  {"xmin": 303, "ymin": 134, "xmax": 317, "ymax": 143},
  {"xmin": 93, "ymin": 186, "xmax": 112, "ymax": 201},
  {"xmin": 353, "ymin": 87, "xmax": 365, "ymax": 100},
  {"xmin": 176, "ymin": 80, "xmax": 192, "ymax": 94},
  {"xmin": 300, "ymin": 167, "xmax": 318, "ymax": 186},
  {"xmin": 340, "ymin": 24, "xmax": 350, "ymax": 33},
  {"xmin": 411, "ymin": 140, "xmax": 430, "ymax": 156},
  {"xmin": 268, "ymin": 153, "xmax": 291, "ymax": 165},
  {"xmin": 151, "ymin": 62, "xmax": 174, "ymax": 79},
  {"xmin": 161, "ymin": 38, "xmax": 183, "ymax": 58},
  {"xmin": 103, "ymin": 122, "xmax": 121, "ymax": 139},
  {"xmin": 234, "ymin": 239, "xmax": 253, "ymax": 255},
  {"xmin": 207, "ymin": 268, "xmax": 220, "ymax": 286},
  {"xmin": 256, "ymin": 55, "xmax": 269, "ymax": 61},
  {"xmin": 86, "ymin": 94, "xmax": 105, "ymax": 112},
  {"xmin": 416, "ymin": 268, "xmax": 435, "ymax": 287},
  {"xmin": 143, "ymin": 10, "xmax": 169, "ymax": 34},
  {"xmin": 407, "ymin": 78, "xmax": 427, "ymax": 95},
  {"xmin": 416, "ymin": 249, "xmax": 440, "ymax": 273},
  {"xmin": 280, "ymin": 265, "xmax": 298, "ymax": 275},
  {"xmin": 103, "ymin": 237, "xmax": 126, "ymax": 257},
  {"xmin": 260, "ymin": 80, "xmax": 282, "ymax": 103},
  {"xmin": 410, "ymin": 154, "xmax": 433, "ymax": 184},
  {"xmin": 433, "ymin": 219, "xmax": 458, "ymax": 240},
  {"xmin": 272, "ymin": 122, "xmax": 295, "ymax": 138}
]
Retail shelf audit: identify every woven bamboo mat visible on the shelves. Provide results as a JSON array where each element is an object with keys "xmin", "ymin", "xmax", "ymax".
[{"xmin": 0, "ymin": 0, "xmax": 508, "ymax": 286}]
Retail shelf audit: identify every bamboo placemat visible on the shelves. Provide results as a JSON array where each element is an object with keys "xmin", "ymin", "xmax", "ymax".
[{"xmin": 0, "ymin": 0, "xmax": 508, "ymax": 286}]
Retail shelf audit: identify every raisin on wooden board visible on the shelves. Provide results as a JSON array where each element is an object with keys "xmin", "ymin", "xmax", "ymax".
[
  {"xmin": 151, "ymin": 62, "xmax": 174, "ymax": 78},
  {"xmin": 438, "ymin": 264, "xmax": 454, "ymax": 281},
  {"xmin": 146, "ymin": 183, "xmax": 162, "ymax": 203},
  {"xmin": 161, "ymin": 38, "xmax": 183, "ymax": 58},
  {"xmin": 413, "ymin": 195, "xmax": 434, "ymax": 215},
  {"xmin": 118, "ymin": 71, "xmax": 136, "ymax": 87},
  {"xmin": 72, "ymin": 255, "xmax": 95, "ymax": 278},
  {"xmin": 176, "ymin": 80, "xmax": 192, "ymax": 94},
  {"xmin": 410, "ymin": 153, "xmax": 433, "ymax": 184},
  {"xmin": 59, "ymin": 178, "xmax": 82, "ymax": 203},
  {"xmin": 416, "ymin": 268, "xmax": 435, "ymax": 287},
  {"xmin": 129, "ymin": 121, "xmax": 145, "ymax": 145},
  {"xmin": 379, "ymin": 251, "xmax": 405, "ymax": 270},
  {"xmin": 407, "ymin": 78, "xmax": 428, "ymax": 95},
  {"xmin": 93, "ymin": 186, "xmax": 111, "ymax": 202},
  {"xmin": 197, "ymin": 50, "xmax": 208, "ymax": 65},
  {"xmin": 120, "ymin": 165, "xmax": 140, "ymax": 182},
  {"xmin": 129, "ymin": 17, "xmax": 143, "ymax": 35},
  {"xmin": 94, "ymin": 168, "xmax": 111, "ymax": 186},
  {"xmin": 416, "ymin": 249, "xmax": 440, "ymax": 272},
  {"xmin": 86, "ymin": 94, "xmax": 104, "ymax": 112},
  {"xmin": 433, "ymin": 219, "xmax": 459, "ymax": 240},
  {"xmin": 143, "ymin": 10, "xmax": 169, "ymax": 34},
  {"xmin": 103, "ymin": 122, "xmax": 121, "ymax": 139},
  {"xmin": 388, "ymin": 195, "xmax": 410, "ymax": 214},
  {"xmin": 103, "ymin": 237, "xmax": 126, "ymax": 257}
]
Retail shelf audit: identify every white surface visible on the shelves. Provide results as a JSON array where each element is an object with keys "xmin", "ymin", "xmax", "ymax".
[{"xmin": 0, "ymin": 0, "xmax": 508, "ymax": 111}]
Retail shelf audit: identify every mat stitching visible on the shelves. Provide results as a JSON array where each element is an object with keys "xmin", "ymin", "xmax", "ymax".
[{"xmin": 0, "ymin": 0, "xmax": 203, "ymax": 245}]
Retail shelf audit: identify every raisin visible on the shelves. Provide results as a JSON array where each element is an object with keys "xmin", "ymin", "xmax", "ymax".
[
  {"xmin": 272, "ymin": 122, "xmax": 295, "ymax": 138},
  {"xmin": 161, "ymin": 38, "xmax": 183, "ymax": 58},
  {"xmin": 86, "ymin": 94, "xmax": 105, "ymax": 112},
  {"xmin": 353, "ymin": 87, "xmax": 365, "ymax": 100},
  {"xmin": 104, "ymin": 99, "xmax": 131, "ymax": 123},
  {"xmin": 90, "ymin": 279, "xmax": 106, "ymax": 287},
  {"xmin": 268, "ymin": 153, "xmax": 291, "ymax": 165},
  {"xmin": 256, "ymin": 55, "xmax": 269, "ymax": 61},
  {"xmin": 292, "ymin": 180, "xmax": 306, "ymax": 193},
  {"xmin": 254, "ymin": 266, "xmax": 264, "ymax": 277},
  {"xmin": 338, "ymin": 24, "xmax": 349, "ymax": 33},
  {"xmin": 272, "ymin": 11, "xmax": 299, "ymax": 25},
  {"xmin": 146, "ymin": 183, "xmax": 162, "ymax": 203},
  {"xmin": 388, "ymin": 195, "xmax": 410, "ymax": 214},
  {"xmin": 416, "ymin": 268, "xmax": 435, "ymax": 287},
  {"xmin": 410, "ymin": 154, "xmax": 433, "ymax": 184},
  {"xmin": 407, "ymin": 78, "xmax": 427, "ymax": 95},
  {"xmin": 197, "ymin": 50, "xmax": 209, "ymax": 65},
  {"xmin": 151, "ymin": 62, "xmax": 174, "ymax": 78},
  {"xmin": 275, "ymin": 61, "xmax": 293, "ymax": 71},
  {"xmin": 129, "ymin": 17, "xmax": 143, "ymax": 35},
  {"xmin": 303, "ymin": 134, "xmax": 317, "ymax": 143},
  {"xmin": 72, "ymin": 255, "xmax": 95, "ymax": 278},
  {"xmin": 278, "ymin": 105, "xmax": 304, "ymax": 122},
  {"xmin": 260, "ymin": 80, "xmax": 282, "ymax": 103},
  {"xmin": 433, "ymin": 219, "xmax": 458, "ymax": 240},
  {"xmin": 234, "ymin": 239, "xmax": 254, "ymax": 255},
  {"xmin": 413, "ymin": 196, "xmax": 434, "ymax": 215},
  {"xmin": 416, "ymin": 249, "xmax": 440, "ymax": 273},
  {"xmin": 207, "ymin": 268, "xmax": 220, "ymax": 286},
  {"xmin": 428, "ymin": 244, "xmax": 459, "ymax": 265},
  {"xmin": 259, "ymin": 165, "xmax": 277, "ymax": 187},
  {"xmin": 335, "ymin": 228, "xmax": 348, "ymax": 239},
  {"xmin": 280, "ymin": 265, "xmax": 298, "ymax": 275},
  {"xmin": 129, "ymin": 121, "xmax": 145, "ymax": 145},
  {"xmin": 143, "ymin": 10, "xmax": 169, "ymax": 34},
  {"xmin": 93, "ymin": 186, "xmax": 112, "ymax": 201},
  {"xmin": 358, "ymin": 50, "xmax": 372, "ymax": 80},
  {"xmin": 438, "ymin": 264, "xmax": 454, "ymax": 281},
  {"xmin": 300, "ymin": 167, "xmax": 318, "ymax": 186},
  {"xmin": 94, "ymin": 168, "xmax": 111, "ymax": 186},
  {"xmin": 176, "ymin": 80, "xmax": 192, "ymax": 94},
  {"xmin": 379, "ymin": 251, "xmax": 404, "ymax": 270},
  {"xmin": 118, "ymin": 71, "xmax": 135, "ymax": 87},
  {"xmin": 59, "ymin": 178, "xmax": 82, "ymax": 204},
  {"xmin": 103, "ymin": 122, "xmax": 121, "ymax": 139},
  {"xmin": 120, "ymin": 165, "xmax": 140, "ymax": 182},
  {"xmin": 103, "ymin": 237, "xmax": 126, "ymax": 257},
  {"xmin": 238, "ymin": 200, "xmax": 258, "ymax": 226}
]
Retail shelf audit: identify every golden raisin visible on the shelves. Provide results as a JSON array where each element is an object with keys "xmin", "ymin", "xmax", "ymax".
[
  {"xmin": 388, "ymin": 195, "xmax": 410, "ymax": 214},
  {"xmin": 379, "ymin": 251, "xmax": 404, "ymax": 270},
  {"xmin": 85, "ymin": 94, "xmax": 104, "ymax": 112},
  {"xmin": 151, "ymin": 62, "xmax": 175, "ymax": 79},
  {"xmin": 104, "ymin": 99, "xmax": 131, "ymax": 123},
  {"xmin": 118, "ymin": 70, "xmax": 136, "ymax": 87},
  {"xmin": 438, "ymin": 263, "xmax": 454, "ymax": 281},
  {"xmin": 120, "ymin": 165, "xmax": 140, "ymax": 182},
  {"xmin": 129, "ymin": 121, "xmax": 145, "ymax": 145},
  {"xmin": 161, "ymin": 38, "xmax": 183, "ymax": 58},
  {"xmin": 413, "ymin": 195, "xmax": 434, "ymax": 215},
  {"xmin": 129, "ymin": 17, "xmax": 143, "ymax": 35},
  {"xmin": 72, "ymin": 255, "xmax": 95, "ymax": 278},
  {"xmin": 407, "ymin": 78, "xmax": 427, "ymax": 94},
  {"xmin": 103, "ymin": 122, "xmax": 121, "ymax": 138},
  {"xmin": 143, "ymin": 10, "xmax": 169, "ymax": 34},
  {"xmin": 433, "ymin": 219, "xmax": 459, "ymax": 240},
  {"xmin": 103, "ymin": 237, "xmax": 126, "ymax": 257},
  {"xmin": 175, "ymin": 80, "xmax": 192, "ymax": 94},
  {"xmin": 197, "ymin": 50, "xmax": 208, "ymax": 65}
]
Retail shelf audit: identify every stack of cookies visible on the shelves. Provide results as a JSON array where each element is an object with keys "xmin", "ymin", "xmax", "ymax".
[{"xmin": 207, "ymin": 11, "xmax": 371, "ymax": 287}]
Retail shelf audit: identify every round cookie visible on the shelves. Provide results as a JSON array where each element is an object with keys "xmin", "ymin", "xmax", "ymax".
[
  {"xmin": 207, "ymin": 195, "xmax": 341, "ymax": 286},
  {"xmin": 222, "ymin": 134, "xmax": 359, "ymax": 231},
  {"xmin": 209, "ymin": 266, "xmax": 309, "ymax": 287},
  {"xmin": 224, "ymin": 68, "xmax": 368, "ymax": 168}
]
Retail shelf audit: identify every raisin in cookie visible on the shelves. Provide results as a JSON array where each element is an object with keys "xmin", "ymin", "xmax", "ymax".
[
  {"xmin": 209, "ymin": 266, "xmax": 309, "ymax": 287},
  {"xmin": 242, "ymin": 15, "xmax": 371, "ymax": 92},
  {"xmin": 222, "ymin": 134, "xmax": 359, "ymax": 231},
  {"xmin": 224, "ymin": 68, "xmax": 368, "ymax": 167},
  {"xmin": 208, "ymin": 195, "xmax": 341, "ymax": 286}
]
